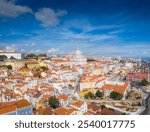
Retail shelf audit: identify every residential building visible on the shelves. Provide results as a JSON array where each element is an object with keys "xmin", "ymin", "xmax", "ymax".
[{"xmin": 0, "ymin": 50, "xmax": 25, "ymax": 59}]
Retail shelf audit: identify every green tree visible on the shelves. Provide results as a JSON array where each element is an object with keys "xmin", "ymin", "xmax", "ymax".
[
  {"xmin": 40, "ymin": 66, "xmax": 49, "ymax": 71},
  {"xmin": 95, "ymin": 90, "xmax": 103, "ymax": 98},
  {"xmin": 140, "ymin": 79, "xmax": 149, "ymax": 86},
  {"xmin": 24, "ymin": 63, "xmax": 28, "ymax": 68},
  {"xmin": 48, "ymin": 96, "xmax": 60, "ymax": 109},
  {"xmin": 0, "ymin": 55, "xmax": 7, "ymax": 61},
  {"xmin": 10, "ymin": 56, "xmax": 16, "ymax": 60},
  {"xmin": 84, "ymin": 92, "xmax": 95, "ymax": 99},
  {"xmin": 38, "ymin": 54, "xmax": 47, "ymax": 57},
  {"xmin": 110, "ymin": 91, "xmax": 123, "ymax": 100},
  {"xmin": 26, "ymin": 54, "xmax": 37, "ymax": 59},
  {"xmin": 88, "ymin": 92, "xmax": 95, "ymax": 99},
  {"xmin": 7, "ymin": 65, "xmax": 12, "ymax": 70},
  {"xmin": 84, "ymin": 94, "xmax": 89, "ymax": 99}
]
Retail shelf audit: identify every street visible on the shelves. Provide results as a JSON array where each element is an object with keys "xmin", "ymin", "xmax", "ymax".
[{"xmin": 131, "ymin": 82, "xmax": 150, "ymax": 115}]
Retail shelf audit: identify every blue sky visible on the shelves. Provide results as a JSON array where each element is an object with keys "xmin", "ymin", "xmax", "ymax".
[{"xmin": 0, "ymin": 0, "xmax": 150, "ymax": 57}]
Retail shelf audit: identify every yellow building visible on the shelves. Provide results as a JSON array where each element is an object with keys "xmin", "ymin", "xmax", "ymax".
[
  {"xmin": 25, "ymin": 61, "xmax": 39, "ymax": 69},
  {"xmin": 38, "ymin": 61, "xmax": 48, "ymax": 67},
  {"xmin": 5, "ymin": 60, "xmax": 25, "ymax": 69},
  {"xmin": 79, "ymin": 89, "xmax": 94, "ymax": 97},
  {"xmin": 80, "ymin": 81, "xmax": 96, "ymax": 91},
  {"xmin": 17, "ymin": 67, "xmax": 32, "ymax": 76}
]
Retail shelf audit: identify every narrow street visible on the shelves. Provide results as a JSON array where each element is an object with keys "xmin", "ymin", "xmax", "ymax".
[{"xmin": 131, "ymin": 82, "xmax": 150, "ymax": 115}]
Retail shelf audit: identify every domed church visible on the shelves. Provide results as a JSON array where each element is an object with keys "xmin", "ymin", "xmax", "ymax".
[{"xmin": 71, "ymin": 48, "xmax": 87, "ymax": 65}]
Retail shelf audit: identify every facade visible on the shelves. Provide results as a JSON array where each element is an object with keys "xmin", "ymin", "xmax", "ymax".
[
  {"xmin": 5, "ymin": 60, "xmax": 25, "ymax": 69},
  {"xmin": 70, "ymin": 100, "xmax": 87, "ymax": 113},
  {"xmin": 0, "ymin": 50, "xmax": 25, "ymax": 59},
  {"xmin": 127, "ymin": 64, "xmax": 149, "ymax": 82},
  {"xmin": 127, "ymin": 72, "xmax": 149, "ymax": 82},
  {"xmin": 71, "ymin": 49, "xmax": 87, "ymax": 65}
]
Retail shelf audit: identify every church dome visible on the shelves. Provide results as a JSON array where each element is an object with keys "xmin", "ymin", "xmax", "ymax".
[{"xmin": 75, "ymin": 48, "xmax": 82, "ymax": 56}]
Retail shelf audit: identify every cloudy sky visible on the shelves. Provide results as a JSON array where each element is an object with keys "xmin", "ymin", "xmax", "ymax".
[{"xmin": 0, "ymin": 0, "xmax": 150, "ymax": 57}]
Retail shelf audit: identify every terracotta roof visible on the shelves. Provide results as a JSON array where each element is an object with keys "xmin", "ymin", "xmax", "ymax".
[
  {"xmin": 83, "ymin": 111, "xmax": 93, "ymax": 115},
  {"xmin": 26, "ymin": 61, "xmax": 39, "ymax": 64},
  {"xmin": 13, "ymin": 99, "xmax": 32, "ymax": 109},
  {"xmin": 38, "ymin": 107, "xmax": 53, "ymax": 115},
  {"xmin": 33, "ymin": 92, "xmax": 42, "ymax": 98},
  {"xmin": 57, "ymin": 94, "xmax": 68, "ymax": 101},
  {"xmin": 70, "ymin": 79, "xmax": 75, "ymax": 83},
  {"xmin": 0, "ymin": 105, "xmax": 17, "ymax": 114},
  {"xmin": 99, "ymin": 82, "xmax": 128, "ymax": 94},
  {"xmin": 71, "ymin": 100, "xmax": 84, "ymax": 108},
  {"xmin": 55, "ymin": 107, "xmax": 75, "ymax": 115},
  {"xmin": 80, "ymin": 75, "xmax": 103, "ymax": 83},
  {"xmin": 18, "ymin": 67, "xmax": 31, "ymax": 71},
  {"xmin": 0, "ymin": 99, "xmax": 31, "ymax": 114},
  {"xmin": 0, "ymin": 86, "xmax": 5, "ymax": 89},
  {"xmin": 97, "ymin": 108, "xmax": 121, "ymax": 115},
  {"xmin": 88, "ymin": 103, "xmax": 100, "ymax": 112}
]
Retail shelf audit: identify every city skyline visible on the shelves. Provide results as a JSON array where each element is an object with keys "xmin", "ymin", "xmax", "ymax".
[{"xmin": 0, "ymin": 0, "xmax": 150, "ymax": 57}]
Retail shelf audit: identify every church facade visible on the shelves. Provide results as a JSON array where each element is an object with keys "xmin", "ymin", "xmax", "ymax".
[{"xmin": 71, "ymin": 49, "xmax": 87, "ymax": 65}]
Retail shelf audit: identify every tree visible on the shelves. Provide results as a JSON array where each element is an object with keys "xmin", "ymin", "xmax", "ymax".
[
  {"xmin": 26, "ymin": 54, "xmax": 37, "ymax": 59},
  {"xmin": 140, "ymin": 79, "xmax": 149, "ymax": 86},
  {"xmin": 68, "ymin": 84, "xmax": 73, "ymax": 89},
  {"xmin": 10, "ymin": 56, "xmax": 16, "ymax": 60},
  {"xmin": 40, "ymin": 66, "xmax": 49, "ymax": 71},
  {"xmin": 24, "ymin": 63, "xmax": 28, "ymax": 68},
  {"xmin": 88, "ymin": 92, "xmax": 95, "ymax": 99},
  {"xmin": 84, "ymin": 94, "xmax": 89, "ymax": 99},
  {"xmin": 48, "ymin": 96, "xmax": 60, "ymax": 109},
  {"xmin": 38, "ymin": 54, "xmax": 47, "ymax": 57},
  {"xmin": 7, "ymin": 65, "xmax": 12, "ymax": 70},
  {"xmin": 0, "ymin": 55, "xmax": 7, "ymax": 61},
  {"xmin": 84, "ymin": 92, "xmax": 95, "ymax": 99},
  {"xmin": 110, "ymin": 91, "xmax": 123, "ymax": 100},
  {"xmin": 95, "ymin": 90, "xmax": 103, "ymax": 98}
]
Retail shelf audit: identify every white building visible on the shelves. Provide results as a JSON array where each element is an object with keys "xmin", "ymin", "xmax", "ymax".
[
  {"xmin": 0, "ymin": 50, "xmax": 25, "ymax": 59},
  {"xmin": 71, "ymin": 49, "xmax": 87, "ymax": 65}
]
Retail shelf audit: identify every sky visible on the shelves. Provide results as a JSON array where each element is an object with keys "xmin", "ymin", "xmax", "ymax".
[{"xmin": 0, "ymin": 0, "xmax": 150, "ymax": 58}]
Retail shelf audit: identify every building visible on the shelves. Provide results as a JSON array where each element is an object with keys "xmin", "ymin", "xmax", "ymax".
[
  {"xmin": 5, "ymin": 60, "xmax": 25, "ymax": 69},
  {"xmin": 54, "ymin": 107, "xmax": 79, "ymax": 115},
  {"xmin": 127, "ymin": 64, "xmax": 149, "ymax": 82},
  {"xmin": 127, "ymin": 72, "xmax": 149, "ymax": 82},
  {"xmin": 97, "ymin": 82, "xmax": 130, "ymax": 98},
  {"xmin": 0, "ymin": 99, "xmax": 32, "ymax": 115},
  {"xmin": 25, "ymin": 61, "xmax": 39, "ymax": 69},
  {"xmin": 70, "ymin": 100, "xmax": 87, "ymax": 113},
  {"xmin": 0, "ymin": 50, "xmax": 25, "ymax": 59},
  {"xmin": 71, "ymin": 49, "xmax": 87, "ymax": 65},
  {"xmin": 17, "ymin": 67, "xmax": 32, "ymax": 76}
]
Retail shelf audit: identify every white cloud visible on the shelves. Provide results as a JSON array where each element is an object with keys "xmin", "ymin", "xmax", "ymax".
[
  {"xmin": 0, "ymin": 0, "xmax": 32, "ymax": 18},
  {"xmin": 47, "ymin": 48, "xmax": 59, "ymax": 54},
  {"xmin": 59, "ymin": 28, "xmax": 117, "ymax": 42},
  {"xmin": 63, "ymin": 19, "xmax": 123, "ymax": 33},
  {"xmin": 24, "ymin": 43, "xmax": 36, "ymax": 47},
  {"xmin": 34, "ymin": 49, "xmax": 42, "ymax": 53},
  {"xmin": 35, "ymin": 8, "xmax": 67, "ymax": 28},
  {"xmin": 5, "ymin": 44, "xmax": 17, "ymax": 51},
  {"xmin": 0, "ymin": 43, "xmax": 36, "ymax": 51}
]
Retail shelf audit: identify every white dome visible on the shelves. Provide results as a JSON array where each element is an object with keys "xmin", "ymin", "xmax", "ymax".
[{"xmin": 75, "ymin": 48, "xmax": 82, "ymax": 56}]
